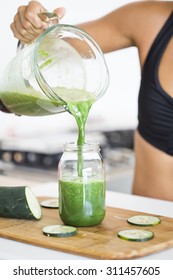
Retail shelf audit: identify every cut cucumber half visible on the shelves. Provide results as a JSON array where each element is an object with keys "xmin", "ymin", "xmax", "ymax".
[
  {"xmin": 40, "ymin": 198, "xmax": 59, "ymax": 209},
  {"xmin": 0, "ymin": 186, "xmax": 42, "ymax": 220},
  {"xmin": 127, "ymin": 215, "xmax": 161, "ymax": 226},
  {"xmin": 42, "ymin": 224, "xmax": 77, "ymax": 237},
  {"xmin": 117, "ymin": 229, "xmax": 154, "ymax": 242}
]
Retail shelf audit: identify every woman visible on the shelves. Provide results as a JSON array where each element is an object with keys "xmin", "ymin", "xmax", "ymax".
[{"xmin": 10, "ymin": 1, "xmax": 173, "ymax": 201}]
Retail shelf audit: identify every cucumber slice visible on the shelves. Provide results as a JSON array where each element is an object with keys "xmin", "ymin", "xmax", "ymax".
[
  {"xmin": 117, "ymin": 229, "xmax": 154, "ymax": 242},
  {"xmin": 40, "ymin": 198, "xmax": 59, "ymax": 209},
  {"xmin": 0, "ymin": 186, "xmax": 41, "ymax": 220},
  {"xmin": 127, "ymin": 215, "xmax": 161, "ymax": 226},
  {"xmin": 42, "ymin": 224, "xmax": 77, "ymax": 237}
]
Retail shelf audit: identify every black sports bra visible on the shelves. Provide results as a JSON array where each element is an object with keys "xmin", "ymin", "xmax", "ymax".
[{"xmin": 138, "ymin": 11, "xmax": 173, "ymax": 155}]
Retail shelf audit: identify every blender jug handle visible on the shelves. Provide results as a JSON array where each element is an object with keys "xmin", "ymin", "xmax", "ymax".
[
  {"xmin": 38, "ymin": 12, "xmax": 60, "ymax": 27},
  {"xmin": 17, "ymin": 12, "xmax": 59, "ymax": 52}
]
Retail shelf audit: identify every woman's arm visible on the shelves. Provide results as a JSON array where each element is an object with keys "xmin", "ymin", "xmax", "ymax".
[{"xmin": 10, "ymin": 0, "xmax": 165, "ymax": 54}]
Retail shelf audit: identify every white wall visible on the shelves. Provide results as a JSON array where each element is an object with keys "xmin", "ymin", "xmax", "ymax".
[{"xmin": 0, "ymin": 0, "xmax": 140, "ymax": 140}]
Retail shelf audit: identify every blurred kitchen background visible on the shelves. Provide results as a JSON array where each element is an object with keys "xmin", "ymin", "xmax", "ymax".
[{"xmin": 0, "ymin": 0, "xmax": 141, "ymax": 194}]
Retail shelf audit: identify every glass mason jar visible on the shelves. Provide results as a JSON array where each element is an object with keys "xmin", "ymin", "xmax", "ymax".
[{"xmin": 58, "ymin": 142, "xmax": 106, "ymax": 227}]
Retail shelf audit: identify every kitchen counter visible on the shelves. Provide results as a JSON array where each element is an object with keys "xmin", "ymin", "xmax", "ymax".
[{"xmin": 0, "ymin": 181, "xmax": 173, "ymax": 260}]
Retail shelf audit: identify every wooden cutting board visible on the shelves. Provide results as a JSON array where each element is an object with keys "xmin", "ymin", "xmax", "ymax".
[{"xmin": 0, "ymin": 196, "xmax": 173, "ymax": 260}]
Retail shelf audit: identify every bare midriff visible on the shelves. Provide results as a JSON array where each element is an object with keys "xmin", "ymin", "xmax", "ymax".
[{"xmin": 132, "ymin": 130, "xmax": 173, "ymax": 201}]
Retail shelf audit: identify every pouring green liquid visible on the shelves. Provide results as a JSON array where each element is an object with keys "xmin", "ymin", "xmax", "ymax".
[
  {"xmin": 58, "ymin": 89, "xmax": 106, "ymax": 226},
  {"xmin": 0, "ymin": 87, "xmax": 106, "ymax": 226},
  {"xmin": 0, "ymin": 87, "xmax": 94, "ymax": 175},
  {"xmin": 65, "ymin": 93, "xmax": 94, "ymax": 177}
]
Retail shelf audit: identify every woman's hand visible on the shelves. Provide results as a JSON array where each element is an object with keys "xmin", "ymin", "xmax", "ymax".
[{"xmin": 10, "ymin": 1, "xmax": 66, "ymax": 44}]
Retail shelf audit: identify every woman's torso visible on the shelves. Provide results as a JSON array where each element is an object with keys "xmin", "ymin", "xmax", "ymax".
[{"xmin": 132, "ymin": 1, "xmax": 173, "ymax": 200}]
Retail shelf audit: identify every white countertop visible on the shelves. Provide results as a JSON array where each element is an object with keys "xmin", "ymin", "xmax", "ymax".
[{"xmin": 0, "ymin": 182, "xmax": 173, "ymax": 260}]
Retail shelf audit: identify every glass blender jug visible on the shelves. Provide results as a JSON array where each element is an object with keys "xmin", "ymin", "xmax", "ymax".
[{"xmin": 0, "ymin": 24, "xmax": 109, "ymax": 116}]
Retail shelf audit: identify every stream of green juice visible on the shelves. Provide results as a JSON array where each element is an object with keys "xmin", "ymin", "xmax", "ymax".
[
  {"xmin": 0, "ymin": 87, "xmax": 95, "ymax": 175},
  {"xmin": 66, "ymin": 96, "xmax": 94, "ymax": 176},
  {"xmin": 59, "ymin": 90, "xmax": 106, "ymax": 227}
]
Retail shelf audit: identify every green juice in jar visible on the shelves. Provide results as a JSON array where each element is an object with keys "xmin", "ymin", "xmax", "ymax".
[{"xmin": 59, "ymin": 177, "xmax": 106, "ymax": 226}]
